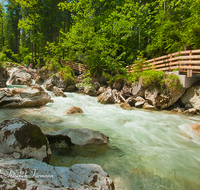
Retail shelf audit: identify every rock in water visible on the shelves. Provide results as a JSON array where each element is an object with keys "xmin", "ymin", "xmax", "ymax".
[
  {"xmin": 97, "ymin": 88, "xmax": 121, "ymax": 104},
  {"xmin": 52, "ymin": 86, "xmax": 67, "ymax": 97},
  {"xmin": 191, "ymin": 124, "xmax": 200, "ymax": 136},
  {"xmin": 145, "ymin": 87, "xmax": 186, "ymax": 109},
  {"xmin": 0, "ymin": 86, "xmax": 53, "ymax": 108},
  {"xmin": 45, "ymin": 128, "xmax": 109, "ymax": 147},
  {"xmin": 9, "ymin": 68, "xmax": 32, "ymax": 85},
  {"xmin": 0, "ymin": 118, "xmax": 51, "ymax": 163},
  {"xmin": 181, "ymin": 81, "xmax": 200, "ymax": 110},
  {"xmin": 66, "ymin": 106, "xmax": 83, "ymax": 114},
  {"xmin": 0, "ymin": 159, "xmax": 115, "ymax": 190}
]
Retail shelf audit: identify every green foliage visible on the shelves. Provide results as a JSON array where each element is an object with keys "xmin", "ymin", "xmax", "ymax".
[
  {"xmin": 0, "ymin": 53, "xmax": 9, "ymax": 62},
  {"xmin": 23, "ymin": 54, "xmax": 32, "ymax": 64},
  {"xmin": 45, "ymin": 58, "xmax": 62, "ymax": 72},
  {"xmin": 77, "ymin": 76, "xmax": 94, "ymax": 91},
  {"xmin": 164, "ymin": 74, "xmax": 182, "ymax": 91},
  {"xmin": 60, "ymin": 65, "xmax": 75, "ymax": 85},
  {"xmin": 139, "ymin": 70, "xmax": 165, "ymax": 88},
  {"xmin": 1, "ymin": 47, "xmax": 20, "ymax": 63},
  {"xmin": 129, "ymin": 70, "xmax": 182, "ymax": 91},
  {"xmin": 11, "ymin": 54, "xmax": 20, "ymax": 63},
  {"xmin": 2, "ymin": 48, "xmax": 12, "ymax": 58},
  {"xmin": 1, "ymin": 0, "xmax": 200, "ymax": 76},
  {"xmin": 102, "ymin": 71, "xmax": 127, "ymax": 86}
]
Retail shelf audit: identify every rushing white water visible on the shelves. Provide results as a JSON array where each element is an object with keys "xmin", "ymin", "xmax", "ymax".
[
  {"xmin": 6, "ymin": 67, "xmax": 18, "ymax": 85},
  {"xmin": 1, "ymin": 91, "xmax": 200, "ymax": 190}
]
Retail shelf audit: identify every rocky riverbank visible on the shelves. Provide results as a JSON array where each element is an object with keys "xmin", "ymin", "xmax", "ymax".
[{"xmin": 3, "ymin": 64, "xmax": 200, "ymax": 115}]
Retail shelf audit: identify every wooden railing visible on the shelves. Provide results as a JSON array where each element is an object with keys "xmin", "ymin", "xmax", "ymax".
[
  {"xmin": 61, "ymin": 60, "xmax": 88, "ymax": 73},
  {"xmin": 127, "ymin": 49, "xmax": 200, "ymax": 76}
]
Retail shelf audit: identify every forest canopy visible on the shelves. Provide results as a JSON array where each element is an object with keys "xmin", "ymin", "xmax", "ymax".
[{"xmin": 0, "ymin": 0, "xmax": 200, "ymax": 75}]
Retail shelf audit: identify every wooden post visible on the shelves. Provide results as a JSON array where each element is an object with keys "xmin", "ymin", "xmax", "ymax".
[
  {"xmin": 170, "ymin": 54, "xmax": 173, "ymax": 72},
  {"xmin": 153, "ymin": 58, "xmax": 155, "ymax": 70},
  {"xmin": 188, "ymin": 51, "xmax": 192, "ymax": 77}
]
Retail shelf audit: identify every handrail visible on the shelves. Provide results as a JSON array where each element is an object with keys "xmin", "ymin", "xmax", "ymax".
[{"xmin": 127, "ymin": 49, "xmax": 200, "ymax": 75}]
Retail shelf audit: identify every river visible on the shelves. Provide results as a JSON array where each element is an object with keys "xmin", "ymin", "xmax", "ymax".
[{"xmin": 1, "ymin": 88, "xmax": 200, "ymax": 190}]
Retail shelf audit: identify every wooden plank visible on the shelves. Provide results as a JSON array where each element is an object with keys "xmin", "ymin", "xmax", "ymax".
[
  {"xmin": 178, "ymin": 66, "xmax": 200, "ymax": 70},
  {"xmin": 178, "ymin": 60, "xmax": 200, "ymax": 65}
]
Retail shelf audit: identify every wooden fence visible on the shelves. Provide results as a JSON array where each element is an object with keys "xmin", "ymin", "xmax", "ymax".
[
  {"xmin": 126, "ymin": 49, "xmax": 200, "ymax": 76},
  {"xmin": 61, "ymin": 60, "xmax": 88, "ymax": 74}
]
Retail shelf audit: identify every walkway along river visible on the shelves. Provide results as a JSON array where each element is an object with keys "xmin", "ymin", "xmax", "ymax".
[{"xmin": 1, "ymin": 87, "xmax": 200, "ymax": 190}]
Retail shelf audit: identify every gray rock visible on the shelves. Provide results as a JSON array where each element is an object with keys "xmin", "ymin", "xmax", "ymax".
[
  {"xmin": 183, "ymin": 108, "xmax": 198, "ymax": 115},
  {"xmin": 181, "ymin": 82, "xmax": 200, "ymax": 110},
  {"xmin": 0, "ymin": 118, "xmax": 51, "ymax": 163},
  {"xmin": 45, "ymin": 128, "xmax": 109, "ymax": 147},
  {"xmin": 65, "ymin": 84, "xmax": 76, "ymax": 92},
  {"xmin": 97, "ymin": 86, "xmax": 106, "ymax": 95},
  {"xmin": 112, "ymin": 82, "xmax": 122, "ymax": 91},
  {"xmin": 93, "ymin": 82, "xmax": 101, "ymax": 91},
  {"xmin": 52, "ymin": 86, "xmax": 67, "ymax": 97},
  {"xmin": 117, "ymin": 103, "xmax": 131, "ymax": 110},
  {"xmin": 0, "ymin": 159, "xmax": 114, "ymax": 190},
  {"xmin": 84, "ymin": 85, "xmax": 97, "ymax": 96},
  {"xmin": 171, "ymin": 107, "xmax": 185, "ymax": 113},
  {"xmin": 121, "ymin": 85, "xmax": 132, "ymax": 99},
  {"xmin": 9, "ymin": 68, "xmax": 32, "ymax": 85},
  {"xmin": 125, "ymin": 97, "xmax": 136, "ymax": 107},
  {"xmin": 0, "ymin": 87, "xmax": 53, "ymax": 108},
  {"xmin": 44, "ymin": 74, "xmax": 70, "ymax": 91},
  {"xmin": 145, "ymin": 87, "xmax": 186, "ymax": 109},
  {"xmin": 35, "ymin": 77, "xmax": 44, "ymax": 85},
  {"xmin": 132, "ymin": 83, "xmax": 144, "ymax": 97},
  {"xmin": 135, "ymin": 96, "xmax": 146, "ymax": 108},
  {"xmin": 143, "ymin": 103, "xmax": 158, "ymax": 110},
  {"xmin": 97, "ymin": 88, "xmax": 120, "ymax": 104},
  {"xmin": 44, "ymin": 78, "xmax": 54, "ymax": 91}
]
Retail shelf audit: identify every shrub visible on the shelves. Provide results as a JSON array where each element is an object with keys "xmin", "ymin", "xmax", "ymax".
[
  {"xmin": 128, "ymin": 69, "xmax": 182, "ymax": 91},
  {"xmin": 60, "ymin": 65, "xmax": 75, "ymax": 85},
  {"xmin": 139, "ymin": 70, "xmax": 166, "ymax": 88},
  {"xmin": 164, "ymin": 74, "xmax": 182, "ymax": 90},
  {"xmin": 0, "ymin": 53, "xmax": 9, "ymax": 62},
  {"xmin": 11, "ymin": 54, "xmax": 20, "ymax": 63},
  {"xmin": 23, "ymin": 54, "xmax": 32, "ymax": 64},
  {"xmin": 45, "ymin": 58, "xmax": 62, "ymax": 72}
]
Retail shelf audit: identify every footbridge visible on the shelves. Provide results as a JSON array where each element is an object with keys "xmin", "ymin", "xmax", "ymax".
[{"xmin": 126, "ymin": 49, "xmax": 200, "ymax": 88}]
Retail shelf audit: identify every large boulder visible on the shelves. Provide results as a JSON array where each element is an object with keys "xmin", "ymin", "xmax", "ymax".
[
  {"xmin": 0, "ymin": 86, "xmax": 53, "ymax": 108},
  {"xmin": 52, "ymin": 86, "xmax": 67, "ymax": 97},
  {"xmin": 44, "ymin": 74, "xmax": 75, "ymax": 92},
  {"xmin": 145, "ymin": 87, "xmax": 186, "ymax": 109},
  {"xmin": 131, "ymin": 83, "xmax": 145, "ymax": 97},
  {"xmin": 0, "ymin": 66, "xmax": 8, "ymax": 88},
  {"xmin": 125, "ymin": 96, "xmax": 145, "ymax": 108},
  {"xmin": 66, "ymin": 106, "xmax": 83, "ymax": 115},
  {"xmin": 97, "ymin": 86, "xmax": 106, "ymax": 95},
  {"xmin": 0, "ymin": 118, "xmax": 51, "ymax": 163},
  {"xmin": 97, "ymin": 88, "xmax": 120, "ymax": 104},
  {"xmin": 0, "ymin": 159, "xmax": 114, "ymax": 190},
  {"xmin": 121, "ymin": 85, "xmax": 132, "ymax": 99},
  {"xmin": 181, "ymin": 82, "xmax": 200, "ymax": 110},
  {"xmin": 191, "ymin": 124, "xmax": 200, "ymax": 136},
  {"xmin": 45, "ymin": 128, "xmax": 109, "ymax": 147},
  {"xmin": 9, "ymin": 68, "xmax": 32, "ymax": 85}
]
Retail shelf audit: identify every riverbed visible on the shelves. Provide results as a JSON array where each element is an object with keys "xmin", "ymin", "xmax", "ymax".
[{"xmin": 1, "ymin": 89, "xmax": 200, "ymax": 190}]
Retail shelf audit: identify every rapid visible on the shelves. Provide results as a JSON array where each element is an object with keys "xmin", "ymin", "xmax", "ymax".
[{"xmin": 1, "ymin": 88, "xmax": 200, "ymax": 190}]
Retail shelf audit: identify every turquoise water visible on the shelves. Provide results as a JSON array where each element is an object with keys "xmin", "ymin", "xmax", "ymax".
[{"xmin": 1, "ymin": 91, "xmax": 200, "ymax": 190}]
